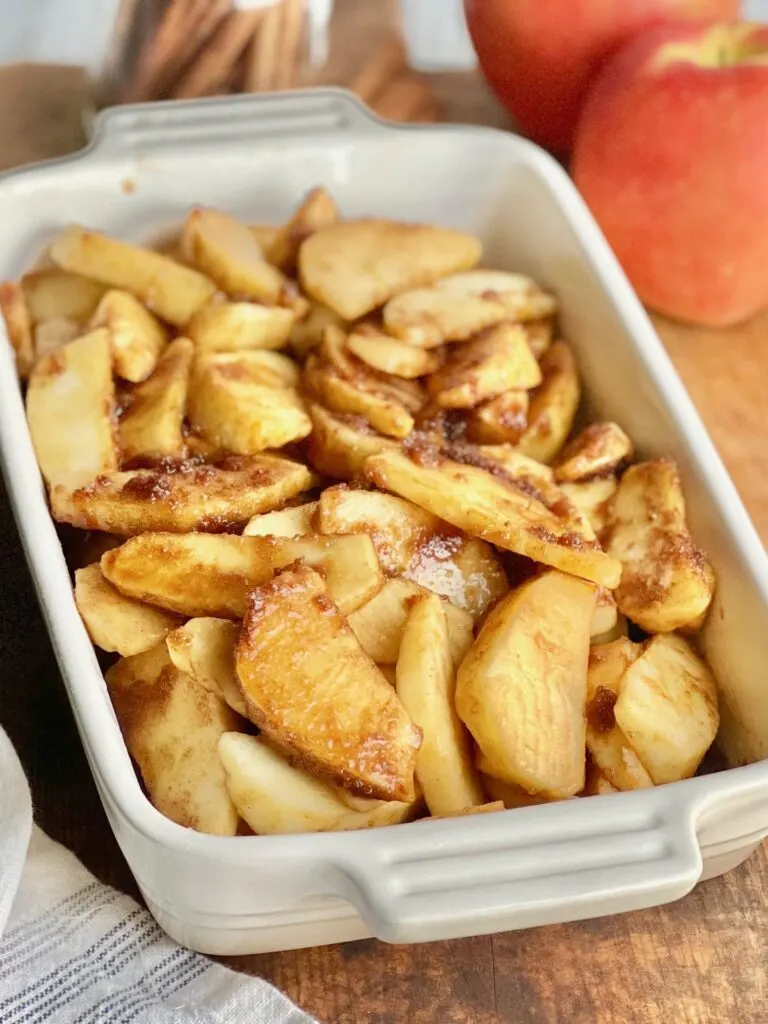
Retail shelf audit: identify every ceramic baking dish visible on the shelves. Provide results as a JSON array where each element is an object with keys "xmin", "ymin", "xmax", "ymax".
[{"xmin": 1, "ymin": 89, "xmax": 768, "ymax": 956}]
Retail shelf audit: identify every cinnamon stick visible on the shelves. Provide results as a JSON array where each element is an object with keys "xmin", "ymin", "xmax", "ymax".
[
  {"xmin": 245, "ymin": 1, "xmax": 283, "ymax": 92},
  {"xmin": 275, "ymin": 0, "xmax": 305, "ymax": 90},
  {"xmin": 171, "ymin": 8, "xmax": 265, "ymax": 100},
  {"xmin": 121, "ymin": 0, "xmax": 233, "ymax": 103}
]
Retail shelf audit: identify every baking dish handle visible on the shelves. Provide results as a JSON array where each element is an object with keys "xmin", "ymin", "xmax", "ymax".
[
  {"xmin": 333, "ymin": 794, "xmax": 703, "ymax": 943},
  {"xmin": 88, "ymin": 88, "xmax": 384, "ymax": 157}
]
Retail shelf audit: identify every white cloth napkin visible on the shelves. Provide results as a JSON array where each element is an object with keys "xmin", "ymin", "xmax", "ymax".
[{"xmin": 0, "ymin": 726, "xmax": 316, "ymax": 1023}]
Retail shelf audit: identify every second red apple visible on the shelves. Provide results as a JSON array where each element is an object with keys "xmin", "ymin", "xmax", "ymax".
[
  {"xmin": 464, "ymin": 0, "xmax": 739, "ymax": 153},
  {"xmin": 573, "ymin": 22, "xmax": 768, "ymax": 327}
]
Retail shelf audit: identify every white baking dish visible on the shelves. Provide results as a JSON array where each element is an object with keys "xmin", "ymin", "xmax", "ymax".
[{"xmin": 1, "ymin": 89, "xmax": 768, "ymax": 956}]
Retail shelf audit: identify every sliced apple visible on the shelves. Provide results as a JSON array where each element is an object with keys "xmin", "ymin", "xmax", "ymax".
[
  {"xmin": 585, "ymin": 638, "xmax": 652, "ymax": 791},
  {"xmin": 235, "ymin": 564, "xmax": 421, "ymax": 801},
  {"xmin": 396, "ymin": 593, "xmax": 485, "ymax": 815},
  {"xmin": 119, "ymin": 338, "xmax": 193, "ymax": 461},
  {"xmin": 75, "ymin": 563, "xmax": 182, "ymax": 657},
  {"xmin": 50, "ymin": 226, "xmax": 215, "ymax": 327},
  {"xmin": 516, "ymin": 341, "xmax": 580, "ymax": 464},
  {"xmin": 186, "ymin": 302, "xmax": 295, "ymax": 352},
  {"xmin": 50, "ymin": 453, "xmax": 313, "ymax": 535},
  {"xmin": 554, "ymin": 422, "xmax": 633, "ymax": 483},
  {"xmin": 299, "ymin": 218, "xmax": 482, "ymax": 320},
  {"xmin": 435, "ymin": 270, "xmax": 557, "ymax": 322},
  {"xmin": 606, "ymin": 458, "xmax": 715, "ymax": 632},
  {"xmin": 180, "ymin": 207, "xmax": 286, "ymax": 304},
  {"xmin": 101, "ymin": 531, "xmax": 382, "ymax": 617},
  {"xmin": 427, "ymin": 323, "xmax": 542, "ymax": 409},
  {"xmin": 165, "ymin": 617, "xmax": 247, "ymax": 717},
  {"xmin": 106, "ymin": 643, "xmax": 239, "ymax": 835},
  {"xmin": 91, "ymin": 289, "xmax": 168, "ymax": 382},
  {"xmin": 347, "ymin": 578, "xmax": 474, "ymax": 667},
  {"xmin": 455, "ymin": 571, "xmax": 596, "ymax": 799},
  {"xmin": 219, "ymin": 733, "xmax": 419, "ymax": 834},
  {"xmin": 383, "ymin": 288, "xmax": 506, "ymax": 348},
  {"xmin": 613, "ymin": 634, "xmax": 719, "ymax": 785},
  {"xmin": 243, "ymin": 501, "xmax": 318, "ymax": 538},
  {"xmin": 365, "ymin": 449, "xmax": 621, "ymax": 588},
  {"xmin": 317, "ymin": 485, "xmax": 508, "ymax": 619},
  {"xmin": 26, "ymin": 327, "xmax": 117, "ymax": 489}
]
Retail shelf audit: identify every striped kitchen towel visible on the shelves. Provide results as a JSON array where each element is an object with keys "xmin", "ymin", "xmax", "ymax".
[{"xmin": 0, "ymin": 727, "xmax": 315, "ymax": 1023}]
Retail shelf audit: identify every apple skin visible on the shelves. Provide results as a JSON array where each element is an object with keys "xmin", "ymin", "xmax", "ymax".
[
  {"xmin": 464, "ymin": 0, "xmax": 740, "ymax": 154},
  {"xmin": 573, "ymin": 22, "xmax": 768, "ymax": 327}
]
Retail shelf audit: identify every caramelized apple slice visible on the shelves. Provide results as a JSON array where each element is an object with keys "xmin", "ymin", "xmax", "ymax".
[
  {"xmin": 585, "ymin": 638, "xmax": 651, "ymax": 791},
  {"xmin": 606, "ymin": 459, "xmax": 715, "ymax": 632},
  {"xmin": 101, "ymin": 531, "xmax": 382, "ymax": 617},
  {"xmin": 51, "ymin": 454, "xmax": 313, "ymax": 535},
  {"xmin": 235, "ymin": 564, "xmax": 421, "ymax": 801}
]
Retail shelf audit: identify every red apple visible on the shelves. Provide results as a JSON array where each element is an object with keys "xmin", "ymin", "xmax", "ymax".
[
  {"xmin": 464, "ymin": 0, "xmax": 739, "ymax": 154},
  {"xmin": 573, "ymin": 22, "xmax": 768, "ymax": 327}
]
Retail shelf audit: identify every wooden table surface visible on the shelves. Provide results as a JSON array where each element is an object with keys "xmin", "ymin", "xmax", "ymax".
[{"xmin": 2, "ymin": 5, "xmax": 768, "ymax": 1022}]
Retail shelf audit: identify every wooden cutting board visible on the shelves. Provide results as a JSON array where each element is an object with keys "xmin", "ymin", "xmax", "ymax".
[{"xmin": 1, "ymin": 47, "xmax": 767, "ymax": 1024}]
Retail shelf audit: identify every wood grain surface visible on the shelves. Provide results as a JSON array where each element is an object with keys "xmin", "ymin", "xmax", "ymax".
[{"xmin": 1, "ymin": 5, "xmax": 768, "ymax": 1022}]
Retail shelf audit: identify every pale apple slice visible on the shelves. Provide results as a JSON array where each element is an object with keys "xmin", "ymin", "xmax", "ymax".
[
  {"xmin": 189, "ymin": 350, "xmax": 311, "ymax": 454},
  {"xmin": 585, "ymin": 638, "xmax": 652, "ymax": 791},
  {"xmin": 347, "ymin": 326, "xmax": 440, "ymax": 378},
  {"xmin": 289, "ymin": 302, "xmax": 346, "ymax": 360},
  {"xmin": 1, "ymin": 280, "xmax": 34, "ymax": 377},
  {"xmin": 606, "ymin": 458, "xmax": 715, "ymax": 632},
  {"xmin": 435, "ymin": 270, "xmax": 558, "ymax": 322},
  {"xmin": 613, "ymin": 634, "xmax": 719, "ymax": 785},
  {"xmin": 467, "ymin": 389, "xmax": 529, "ymax": 445},
  {"xmin": 455, "ymin": 570, "xmax": 596, "ymax": 799},
  {"xmin": 235, "ymin": 564, "xmax": 421, "ymax": 801},
  {"xmin": 186, "ymin": 302, "xmax": 295, "ymax": 352},
  {"xmin": 90, "ymin": 289, "xmax": 168, "ymax": 382},
  {"xmin": 427, "ymin": 323, "xmax": 542, "ymax": 409},
  {"xmin": 591, "ymin": 587, "xmax": 618, "ymax": 638},
  {"xmin": 218, "ymin": 733, "xmax": 419, "ymax": 834},
  {"xmin": 119, "ymin": 338, "xmax": 193, "ymax": 462},
  {"xmin": 26, "ymin": 327, "xmax": 117, "ymax": 489},
  {"xmin": 22, "ymin": 268, "xmax": 106, "ymax": 325},
  {"xmin": 75, "ymin": 563, "xmax": 182, "ymax": 657},
  {"xmin": 554, "ymin": 422, "xmax": 634, "ymax": 483},
  {"xmin": 382, "ymin": 288, "xmax": 506, "ymax": 348},
  {"xmin": 107, "ymin": 643, "xmax": 240, "ymax": 835},
  {"xmin": 560, "ymin": 477, "xmax": 618, "ymax": 541},
  {"xmin": 480, "ymin": 771, "xmax": 552, "ymax": 808},
  {"xmin": 243, "ymin": 501, "xmax": 318, "ymax": 538},
  {"xmin": 299, "ymin": 218, "xmax": 482, "ymax": 320},
  {"xmin": 347, "ymin": 578, "xmax": 474, "ymax": 667},
  {"xmin": 582, "ymin": 763, "xmax": 620, "ymax": 797},
  {"xmin": 50, "ymin": 226, "xmax": 216, "ymax": 327},
  {"xmin": 180, "ymin": 207, "xmax": 286, "ymax": 304},
  {"xmin": 165, "ymin": 617, "xmax": 247, "ymax": 718},
  {"xmin": 34, "ymin": 317, "xmax": 81, "ymax": 360},
  {"xmin": 304, "ymin": 354, "xmax": 414, "ymax": 439},
  {"xmin": 516, "ymin": 341, "xmax": 580, "ymax": 464},
  {"xmin": 101, "ymin": 532, "xmax": 382, "ymax": 617},
  {"xmin": 396, "ymin": 593, "xmax": 485, "ymax": 815},
  {"xmin": 267, "ymin": 187, "xmax": 339, "ymax": 272},
  {"xmin": 307, "ymin": 402, "xmax": 399, "ymax": 480}
]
